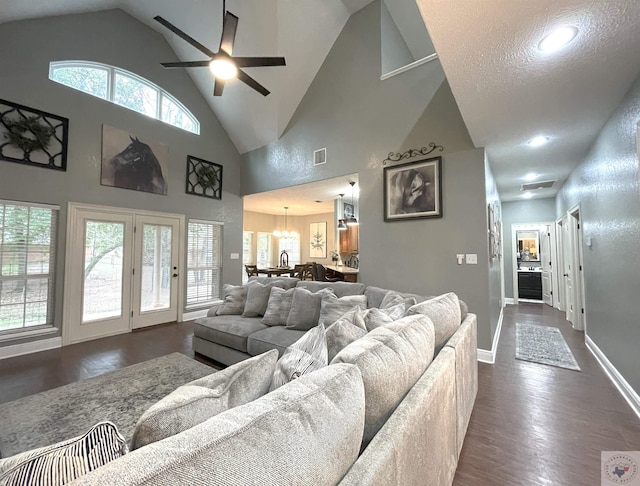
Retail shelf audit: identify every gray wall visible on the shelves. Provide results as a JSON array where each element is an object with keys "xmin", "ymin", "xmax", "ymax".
[
  {"xmin": 242, "ymin": 1, "xmax": 501, "ymax": 350},
  {"xmin": 485, "ymin": 155, "xmax": 503, "ymax": 342},
  {"xmin": 502, "ymin": 198, "xmax": 556, "ymax": 299},
  {"xmin": 380, "ymin": 1, "xmax": 414, "ymax": 75},
  {"xmin": 0, "ymin": 10, "xmax": 243, "ymax": 346},
  {"xmin": 556, "ymin": 73, "xmax": 640, "ymax": 393}
]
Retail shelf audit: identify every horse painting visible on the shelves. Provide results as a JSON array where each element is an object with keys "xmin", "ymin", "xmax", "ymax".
[{"xmin": 101, "ymin": 126, "xmax": 168, "ymax": 195}]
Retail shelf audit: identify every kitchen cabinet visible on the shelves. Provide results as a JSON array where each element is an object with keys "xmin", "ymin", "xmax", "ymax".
[
  {"xmin": 518, "ymin": 271, "xmax": 542, "ymax": 300},
  {"xmin": 339, "ymin": 225, "xmax": 358, "ymax": 254}
]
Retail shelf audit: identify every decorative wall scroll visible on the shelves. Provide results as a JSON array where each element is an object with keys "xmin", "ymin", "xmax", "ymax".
[
  {"xmin": 0, "ymin": 98, "xmax": 69, "ymax": 171},
  {"xmin": 186, "ymin": 155, "xmax": 223, "ymax": 200},
  {"xmin": 382, "ymin": 142, "xmax": 443, "ymax": 165}
]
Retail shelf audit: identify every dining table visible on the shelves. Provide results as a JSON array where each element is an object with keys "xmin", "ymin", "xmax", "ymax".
[{"xmin": 257, "ymin": 267, "xmax": 292, "ymax": 277}]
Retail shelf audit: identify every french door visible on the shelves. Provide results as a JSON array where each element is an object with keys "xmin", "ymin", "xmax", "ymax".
[{"xmin": 64, "ymin": 204, "xmax": 183, "ymax": 344}]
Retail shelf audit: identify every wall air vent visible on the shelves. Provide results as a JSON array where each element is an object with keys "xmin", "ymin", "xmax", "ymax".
[
  {"xmin": 313, "ymin": 148, "xmax": 326, "ymax": 166},
  {"xmin": 521, "ymin": 180, "xmax": 556, "ymax": 191}
]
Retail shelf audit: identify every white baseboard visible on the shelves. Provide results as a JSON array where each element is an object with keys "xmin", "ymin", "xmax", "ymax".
[
  {"xmin": 477, "ymin": 307, "xmax": 504, "ymax": 364},
  {"xmin": 504, "ymin": 298, "xmax": 515, "ymax": 305},
  {"xmin": 183, "ymin": 309, "xmax": 209, "ymax": 321},
  {"xmin": 586, "ymin": 335, "xmax": 640, "ymax": 421},
  {"xmin": 0, "ymin": 337, "xmax": 62, "ymax": 360}
]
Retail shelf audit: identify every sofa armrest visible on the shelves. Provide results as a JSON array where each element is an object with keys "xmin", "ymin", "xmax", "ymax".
[{"xmin": 445, "ymin": 313, "xmax": 478, "ymax": 458}]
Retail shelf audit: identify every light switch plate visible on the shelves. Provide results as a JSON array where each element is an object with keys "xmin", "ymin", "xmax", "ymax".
[
  {"xmin": 465, "ymin": 254, "xmax": 478, "ymax": 264},
  {"xmin": 230, "ymin": 253, "xmax": 239, "ymax": 260}
]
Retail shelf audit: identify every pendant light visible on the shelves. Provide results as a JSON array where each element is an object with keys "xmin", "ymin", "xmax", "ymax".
[
  {"xmin": 274, "ymin": 206, "xmax": 296, "ymax": 238},
  {"xmin": 346, "ymin": 181, "xmax": 358, "ymax": 226},
  {"xmin": 337, "ymin": 194, "xmax": 347, "ymax": 230}
]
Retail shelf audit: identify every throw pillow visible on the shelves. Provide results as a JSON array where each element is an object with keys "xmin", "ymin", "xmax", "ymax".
[
  {"xmin": 261, "ymin": 287, "xmax": 295, "ymax": 326},
  {"xmin": 331, "ymin": 314, "xmax": 435, "ymax": 450},
  {"xmin": 243, "ymin": 281, "xmax": 285, "ymax": 317},
  {"xmin": 0, "ymin": 421, "xmax": 127, "ymax": 486},
  {"xmin": 318, "ymin": 293, "xmax": 368, "ymax": 327},
  {"xmin": 326, "ymin": 307, "xmax": 367, "ymax": 362},
  {"xmin": 363, "ymin": 296, "xmax": 406, "ymax": 331},
  {"xmin": 286, "ymin": 287, "xmax": 334, "ymax": 331},
  {"xmin": 270, "ymin": 324, "xmax": 328, "ymax": 391},
  {"xmin": 216, "ymin": 284, "xmax": 249, "ymax": 315},
  {"xmin": 406, "ymin": 292, "xmax": 461, "ymax": 353},
  {"xmin": 380, "ymin": 290, "xmax": 405, "ymax": 308},
  {"xmin": 130, "ymin": 349, "xmax": 279, "ymax": 450}
]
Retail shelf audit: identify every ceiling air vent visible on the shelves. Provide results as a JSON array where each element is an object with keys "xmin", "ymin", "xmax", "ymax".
[
  {"xmin": 521, "ymin": 180, "xmax": 556, "ymax": 191},
  {"xmin": 313, "ymin": 148, "xmax": 326, "ymax": 166}
]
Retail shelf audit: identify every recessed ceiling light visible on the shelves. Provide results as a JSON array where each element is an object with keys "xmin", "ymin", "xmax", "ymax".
[
  {"xmin": 528, "ymin": 135, "xmax": 549, "ymax": 147},
  {"xmin": 524, "ymin": 172, "xmax": 538, "ymax": 182},
  {"xmin": 539, "ymin": 26, "xmax": 579, "ymax": 53},
  {"xmin": 522, "ymin": 192, "xmax": 534, "ymax": 199}
]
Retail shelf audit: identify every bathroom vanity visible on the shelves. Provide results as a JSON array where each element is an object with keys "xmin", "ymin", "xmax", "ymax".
[{"xmin": 518, "ymin": 270, "xmax": 542, "ymax": 300}]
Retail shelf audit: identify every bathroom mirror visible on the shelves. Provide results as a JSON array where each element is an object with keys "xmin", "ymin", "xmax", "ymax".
[
  {"xmin": 516, "ymin": 230, "xmax": 540, "ymax": 262},
  {"xmin": 380, "ymin": 0, "xmax": 437, "ymax": 79}
]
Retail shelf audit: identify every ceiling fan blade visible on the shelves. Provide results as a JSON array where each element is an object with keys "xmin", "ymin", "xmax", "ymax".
[
  {"xmin": 237, "ymin": 69, "xmax": 270, "ymax": 96},
  {"xmin": 233, "ymin": 57, "xmax": 286, "ymax": 68},
  {"xmin": 161, "ymin": 61, "xmax": 211, "ymax": 69},
  {"xmin": 219, "ymin": 12, "xmax": 239, "ymax": 56},
  {"xmin": 154, "ymin": 16, "xmax": 216, "ymax": 58},
  {"xmin": 214, "ymin": 78, "xmax": 225, "ymax": 97}
]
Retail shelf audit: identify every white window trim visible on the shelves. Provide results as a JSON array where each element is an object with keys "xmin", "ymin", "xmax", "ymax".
[{"xmin": 49, "ymin": 60, "xmax": 200, "ymax": 134}]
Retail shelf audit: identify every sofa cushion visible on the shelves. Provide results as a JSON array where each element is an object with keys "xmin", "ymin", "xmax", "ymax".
[
  {"xmin": 286, "ymin": 287, "xmax": 333, "ymax": 331},
  {"xmin": 406, "ymin": 292, "xmax": 461, "ymax": 353},
  {"xmin": 326, "ymin": 308, "xmax": 367, "ymax": 362},
  {"xmin": 363, "ymin": 294, "xmax": 406, "ymax": 331},
  {"xmin": 130, "ymin": 350, "xmax": 278, "ymax": 450},
  {"xmin": 73, "ymin": 365, "xmax": 365, "ymax": 486},
  {"xmin": 216, "ymin": 284, "xmax": 248, "ymax": 315},
  {"xmin": 364, "ymin": 286, "xmax": 468, "ymax": 321},
  {"xmin": 243, "ymin": 281, "xmax": 284, "ymax": 317},
  {"xmin": 0, "ymin": 422, "xmax": 127, "ymax": 486},
  {"xmin": 270, "ymin": 324, "xmax": 328, "ymax": 391},
  {"xmin": 318, "ymin": 292, "xmax": 367, "ymax": 327},
  {"xmin": 296, "ymin": 281, "xmax": 366, "ymax": 297},
  {"xmin": 248, "ymin": 276, "xmax": 299, "ymax": 289},
  {"xmin": 193, "ymin": 315, "xmax": 268, "ymax": 353},
  {"xmin": 261, "ymin": 287, "xmax": 295, "ymax": 326},
  {"xmin": 332, "ymin": 314, "xmax": 435, "ymax": 449},
  {"xmin": 247, "ymin": 326, "xmax": 306, "ymax": 357}
]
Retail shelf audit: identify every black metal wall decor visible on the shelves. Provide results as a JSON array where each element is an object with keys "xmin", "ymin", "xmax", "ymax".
[
  {"xmin": 383, "ymin": 141, "xmax": 443, "ymax": 165},
  {"xmin": 0, "ymin": 98, "xmax": 69, "ymax": 171},
  {"xmin": 186, "ymin": 155, "xmax": 223, "ymax": 199}
]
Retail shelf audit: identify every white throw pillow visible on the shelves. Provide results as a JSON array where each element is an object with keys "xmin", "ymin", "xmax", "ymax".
[
  {"xmin": 318, "ymin": 293, "xmax": 368, "ymax": 328},
  {"xmin": 325, "ymin": 307, "xmax": 368, "ymax": 361},
  {"xmin": 406, "ymin": 292, "xmax": 461, "ymax": 353}
]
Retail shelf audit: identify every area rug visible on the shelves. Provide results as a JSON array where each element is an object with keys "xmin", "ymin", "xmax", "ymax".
[
  {"xmin": 0, "ymin": 352, "xmax": 214, "ymax": 458},
  {"xmin": 515, "ymin": 323, "xmax": 581, "ymax": 371}
]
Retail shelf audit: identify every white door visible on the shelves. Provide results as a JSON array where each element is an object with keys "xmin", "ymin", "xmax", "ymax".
[
  {"xmin": 563, "ymin": 216, "xmax": 575, "ymax": 324},
  {"xmin": 65, "ymin": 206, "xmax": 182, "ymax": 344},
  {"xmin": 540, "ymin": 228, "xmax": 553, "ymax": 306},
  {"xmin": 132, "ymin": 216, "xmax": 180, "ymax": 329},
  {"xmin": 569, "ymin": 210, "xmax": 584, "ymax": 331}
]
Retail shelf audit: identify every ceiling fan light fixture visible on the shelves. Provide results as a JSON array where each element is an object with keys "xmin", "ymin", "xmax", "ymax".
[
  {"xmin": 209, "ymin": 59, "xmax": 237, "ymax": 80},
  {"xmin": 538, "ymin": 26, "xmax": 579, "ymax": 53},
  {"xmin": 524, "ymin": 172, "xmax": 538, "ymax": 181},
  {"xmin": 528, "ymin": 135, "xmax": 549, "ymax": 147}
]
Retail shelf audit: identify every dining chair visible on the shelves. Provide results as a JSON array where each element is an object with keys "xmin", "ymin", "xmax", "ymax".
[
  {"xmin": 312, "ymin": 263, "xmax": 340, "ymax": 282},
  {"xmin": 244, "ymin": 264, "xmax": 259, "ymax": 278}
]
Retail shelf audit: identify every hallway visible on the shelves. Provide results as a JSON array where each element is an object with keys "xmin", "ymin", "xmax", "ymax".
[{"xmin": 454, "ymin": 303, "xmax": 640, "ymax": 485}]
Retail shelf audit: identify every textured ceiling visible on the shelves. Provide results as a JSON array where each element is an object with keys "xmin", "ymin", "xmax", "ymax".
[
  {"xmin": 3, "ymin": 0, "xmax": 638, "ymax": 206},
  {"xmin": 416, "ymin": 0, "xmax": 640, "ymax": 201}
]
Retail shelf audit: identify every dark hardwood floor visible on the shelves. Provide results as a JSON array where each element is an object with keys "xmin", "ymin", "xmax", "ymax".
[
  {"xmin": 454, "ymin": 303, "xmax": 640, "ymax": 486},
  {"xmin": 1, "ymin": 305, "xmax": 639, "ymax": 485}
]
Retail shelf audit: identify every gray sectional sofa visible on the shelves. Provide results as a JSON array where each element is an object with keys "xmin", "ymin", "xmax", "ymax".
[{"xmin": 1, "ymin": 277, "xmax": 477, "ymax": 485}]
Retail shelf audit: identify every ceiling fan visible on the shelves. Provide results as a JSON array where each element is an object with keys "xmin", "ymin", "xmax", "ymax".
[{"xmin": 154, "ymin": 1, "xmax": 286, "ymax": 97}]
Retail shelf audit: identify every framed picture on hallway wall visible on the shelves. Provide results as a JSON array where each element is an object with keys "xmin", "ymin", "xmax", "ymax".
[
  {"xmin": 384, "ymin": 156, "xmax": 442, "ymax": 221},
  {"xmin": 310, "ymin": 222, "xmax": 327, "ymax": 258}
]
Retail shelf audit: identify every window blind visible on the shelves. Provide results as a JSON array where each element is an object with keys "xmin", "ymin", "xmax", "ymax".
[{"xmin": 186, "ymin": 220, "xmax": 222, "ymax": 308}]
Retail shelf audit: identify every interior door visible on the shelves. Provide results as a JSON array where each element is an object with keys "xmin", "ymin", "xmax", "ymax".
[
  {"xmin": 131, "ymin": 216, "xmax": 180, "ymax": 329},
  {"xmin": 562, "ymin": 216, "xmax": 575, "ymax": 324},
  {"xmin": 540, "ymin": 228, "xmax": 553, "ymax": 306}
]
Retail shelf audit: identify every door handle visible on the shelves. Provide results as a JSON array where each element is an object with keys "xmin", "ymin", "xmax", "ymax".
[
  {"xmin": 563, "ymin": 273, "xmax": 569, "ymax": 277},
  {"xmin": 172, "ymin": 273, "xmax": 179, "ymax": 277}
]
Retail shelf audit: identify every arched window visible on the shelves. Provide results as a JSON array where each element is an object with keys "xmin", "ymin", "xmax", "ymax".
[{"xmin": 49, "ymin": 61, "xmax": 200, "ymax": 135}]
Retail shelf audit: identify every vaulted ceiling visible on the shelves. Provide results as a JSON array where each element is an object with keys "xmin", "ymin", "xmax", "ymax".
[{"xmin": 3, "ymin": 0, "xmax": 640, "ymax": 204}]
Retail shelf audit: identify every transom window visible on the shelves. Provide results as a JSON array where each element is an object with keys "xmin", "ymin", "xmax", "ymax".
[{"xmin": 49, "ymin": 61, "xmax": 200, "ymax": 134}]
